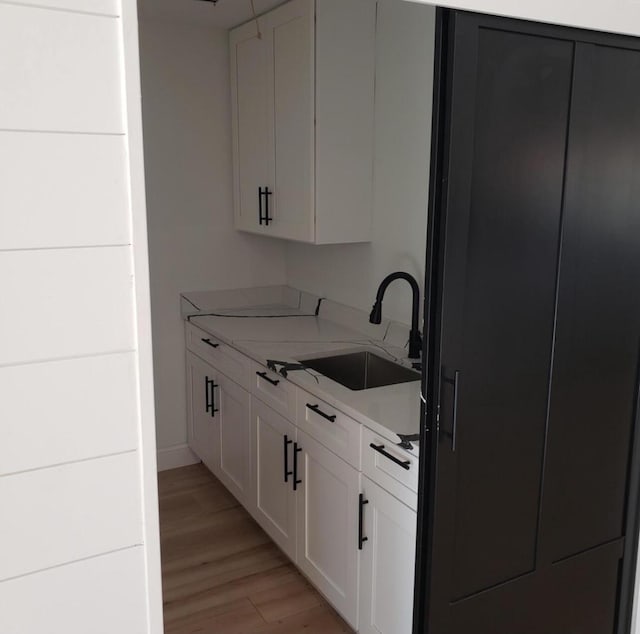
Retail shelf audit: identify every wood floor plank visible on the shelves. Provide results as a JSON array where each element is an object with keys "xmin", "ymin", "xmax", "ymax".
[
  {"xmin": 163, "ymin": 543, "xmax": 288, "ymax": 599},
  {"xmin": 161, "ymin": 507, "xmax": 271, "ymax": 567},
  {"xmin": 158, "ymin": 464, "xmax": 223, "ymax": 498},
  {"xmin": 158, "ymin": 463, "xmax": 354, "ymax": 634},
  {"xmin": 251, "ymin": 604, "xmax": 354, "ymax": 634},
  {"xmin": 250, "ymin": 576, "xmax": 323, "ymax": 622},
  {"xmin": 164, "ymin": 559, "xmax": 299, "ymax": 621},
  {"xmin": 164, "ymin": 597, "xmax": 265, "ymax": 634}
]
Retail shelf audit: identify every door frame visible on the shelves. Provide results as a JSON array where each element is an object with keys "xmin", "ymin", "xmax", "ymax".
[{"xmin": 412, "ymin": 9, "xmax": 640, "ymax": 634}]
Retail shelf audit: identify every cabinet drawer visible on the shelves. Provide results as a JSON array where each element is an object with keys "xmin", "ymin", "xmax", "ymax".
[
  {"xmin": 250, "ymin": 361, "xmax": 297, "ymax": 421},
  {"xmin": 185, "ymin": 322, "xmax": 251, "ymax": 389},
  {"xmin": 295, "ymin": 389, "xmax": 361, "ymax": 469},
  {"xmin": 361, "ymin": 426, "xmax": 418, "ymax": 511}
]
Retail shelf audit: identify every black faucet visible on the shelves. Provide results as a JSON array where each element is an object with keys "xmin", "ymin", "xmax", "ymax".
[{"xmin": 369, "ymin": 272, "xmax": 423, "ymax": 359}]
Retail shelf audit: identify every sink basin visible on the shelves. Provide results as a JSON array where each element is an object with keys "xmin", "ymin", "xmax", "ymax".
[{"xmin": 301, "ymin": 350, "xmax": 420, "ymax": 391}]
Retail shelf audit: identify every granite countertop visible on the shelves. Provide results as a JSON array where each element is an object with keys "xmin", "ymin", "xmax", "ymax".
[{"xmin": 182, "ymin": 287, "xmax": 423, "ymax": 456}]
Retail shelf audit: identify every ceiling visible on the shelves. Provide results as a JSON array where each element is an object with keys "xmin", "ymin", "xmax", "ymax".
[{"xmin": 138, "ymin": 0, "xmax": 289, "ymax": 29}]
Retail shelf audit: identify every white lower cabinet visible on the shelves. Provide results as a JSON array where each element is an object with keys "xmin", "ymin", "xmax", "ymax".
[
  {"xmin": 186, "ymin": 350, "xmax": 252, "ymax": 507},
  {"xmin": 252, "ymin": 397, "xmax": 297, "ymax": 560},
  {"xmin": 359, "ymin": 476, "xmax": 417, "ymax": 634},
  {"xmin": 186, "ymin": 351, "xmax": 220, "ymax": 476},
  {"xmin": 186, "ymin": 337, "xmax": 418, "ymax": 633},
  {"xmin": 216, "ymin": 372, "xmax": 252, "ymax": 508},
  {"xmin": 295, "ymin": 429, "xmax": 361, "ymax": 630}
]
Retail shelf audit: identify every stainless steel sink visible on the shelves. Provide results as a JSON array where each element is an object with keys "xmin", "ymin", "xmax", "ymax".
[{"xmin": 301, "ymin": 350, "xmax": 420, "ymax": 391}]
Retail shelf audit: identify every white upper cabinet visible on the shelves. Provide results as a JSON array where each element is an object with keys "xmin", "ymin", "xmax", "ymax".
[
  {"xmin": 230, "ymin": 0, "xmax": 376, "ymax": 244},
  {"xmin": 231, "ymin": 19, "xmax": 272, "ymax": 236}
]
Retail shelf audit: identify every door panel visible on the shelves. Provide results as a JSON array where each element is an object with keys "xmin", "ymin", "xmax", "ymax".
[
  {"xmin": 186, "ymin": 352, "xmax": 220, "ymax": 475},
  {"xmin": 252, "ymin": 398, "xmax": 297, "ymax": 560},
  {"xmin": 541, "ymin": 42, "xmax": 640, "ymax": 562},
  {"xmin": 268, "ymin": 0, "xmax": 315, "ymax": 242},
  {"xmin": 218, "ymin": 374, "xmax": 252, "ymax": 507},
  {"xmin": 231, "ymin": 22, "xmax": 270, "ymax": 233},
  {"xmin": 359, "ymin": 477, "xmax": 416, "ymax": 634},
  {"xmin": 435, "ymin": 18, "xmax": 574, "ymax": 603},
  {"xmin": 296, "ymin": 430, "xmax": 360, "ymax": 629},
  {"xmin": 423, "ymin": 11, "xmax": 640, "ymax": 634},
  {"xmin": 448, "ymin": 542, "xmax": 622, "ymax": 634}
]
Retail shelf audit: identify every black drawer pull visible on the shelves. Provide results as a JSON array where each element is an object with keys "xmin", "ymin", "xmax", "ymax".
[
  {"xmin": 358, "ymin": 493, "xmax": 369, "ymax": 550},
  {"xmin": 284, "ymin": 435, "xmax": 293, "ymax": 483},
  {"xmin": 205, "ymin": 376, "xmax": 219, "ymax": 417},
  {"xmin": 293, "ymin": 442, "xmax": 303, "ymax": 491},
  {"xmin": 306, "ymin": 403, "xmax": 336, "ymax": 422},
  {"xmin": 369, "ymin": 443, "xmax": 410, "ymax": 470},
  {"xmin": 201, "ymin": 338, "xmax": 219, "ymax": 349},
  {"xmin": 257, "ymin": 371, "xmax": 280, "ymax": 387}
]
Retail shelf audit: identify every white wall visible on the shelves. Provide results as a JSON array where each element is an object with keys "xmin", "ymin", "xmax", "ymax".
[
  {"xmin": 285, "ymin": 0, "xmax": 435, "ymax": 326},
  {"xmin": 0, "ymin": 0, "xmax": 161, "ymax": 632},
  {"xmin": 410, "ymin": 0, "xmax": 640, "ymax": 37},
  {"xmin": 138, "ymin": 19, "xmax": 287, "ymax": 465}
]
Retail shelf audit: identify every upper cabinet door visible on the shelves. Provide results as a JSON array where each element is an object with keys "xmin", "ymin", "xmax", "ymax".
[
  {"xmin": 265, "ymin": 0, "xmax": 315, "ymax": 243},
  {"xmin": 229, "ymin": 0, "xmax": 376, "ymax": 244},
  {"xmin": 230, "ymin": 20, "xmax": 271, "ymax": 234}
]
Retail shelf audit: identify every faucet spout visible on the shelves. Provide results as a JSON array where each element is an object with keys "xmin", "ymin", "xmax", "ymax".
[{"xmin": 369, "ymin": 272, "xmax": 423, "ymax": 359}]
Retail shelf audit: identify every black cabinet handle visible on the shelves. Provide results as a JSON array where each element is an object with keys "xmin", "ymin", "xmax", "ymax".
[
  {"xmin": 258, "ymin": 187, "xmax": 273, "ymax": 226},
  {"xmin": 284, "ymin": 435, "xmax": 293, "ymax": 483},
  {"xmin": 293, "ymin": 442, "xmax": 303, "ymax": 491},
  {"xmin": 205, "ymin": 376, "xmax": 212, "ymax": 414},
  {"xmin": 201, "ymin": 338, "xmax": 219, "ymax": 349},
  {"xmin": 443, "ymin": 370, "xmax": 460, "ymax": 452},
  {"xmin": 205, "ymin": 376, "xmax": 219, "ymax": 417},
  {"xmin": 358, "ymin": 493, "xmax": 369, "ymax": 550},
  {"xmin": 369, "ymin": 443, "xmax": 410, "ymax": 470},
  {"xmin": 306, "ymin": 403, "xmax": 336, "ymax": 422},
  {"xmin": 257, "ymin": 371, "xmax": 280, "ymax": 387},
  {"xmin": 264, "ymin": 187, "xmax": 272, "ymax": 226}
]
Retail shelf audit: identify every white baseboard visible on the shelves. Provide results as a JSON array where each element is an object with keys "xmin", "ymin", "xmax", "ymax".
[{"xmin": 156, "ymin": 444, "xmax": 200, "ymax": 472}]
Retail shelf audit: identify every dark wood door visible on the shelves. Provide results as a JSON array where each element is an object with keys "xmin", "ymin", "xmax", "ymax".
[{"xmin": 419, "ymin": 11, "xmax": 640, "ymax": 634}]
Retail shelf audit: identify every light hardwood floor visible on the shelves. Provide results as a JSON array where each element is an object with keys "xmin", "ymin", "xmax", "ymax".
[{"xmin": 159, "ymin": 463, "xmax": 354, "ymax": 634}]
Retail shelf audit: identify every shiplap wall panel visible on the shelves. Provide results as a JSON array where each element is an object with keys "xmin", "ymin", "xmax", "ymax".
[
  {"xmin": 0, "ymin": 247, "xmax": 134, "ymax": 365},
  {"xmin": 0, "ymin": 452, "xmax": 142, "ymax": 581},
  {"xmin": 0, "ymin": 547, "xmax": 147, "ymax": 634},
  {"xmin": 0, "ymin": 132, "xmax": 130, "ymax": 249},
  {"xmin": 0, "ymin": 4, "xmax": 124, "ymax": 133},
  {"xmin": 5, "ymin": 0, "xmax": 121, "ymax": 16},
  {"xmin": 0, "ymin": 0, "xmax": 159, "ymax": 628},
  {"xmin": 0, "ymin": 353, "xmax": 138, "ymax": 476}
]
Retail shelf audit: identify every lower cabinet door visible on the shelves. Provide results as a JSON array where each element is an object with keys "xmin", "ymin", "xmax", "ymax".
[
  {"xmin": 295, "ymin": 430, "xmax": 360, "ymax": 629},
  {"xmin": 217, "ymin": 372, "xmax": 253, "ymax": 508},
  {"xmin": 252, "ymin": 398, "xmax": 297, "ymax": 560},
  {"xmin": 359, "ymin": 476, "xmax": 417, "ymax": 634},
  {"xmin": 186, "ymin": 351, "xmax": 220, "ymax": 475}
]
